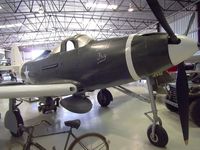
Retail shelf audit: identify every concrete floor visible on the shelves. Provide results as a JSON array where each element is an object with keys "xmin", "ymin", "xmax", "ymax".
[{"xmin": 0, "ymin": 82, "xmax": 200, "ymax": 150}]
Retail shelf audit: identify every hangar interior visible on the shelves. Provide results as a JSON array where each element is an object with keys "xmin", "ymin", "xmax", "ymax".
[{"xmin": 0, "ymin": 0, "xmax": 200, "ymax": 150}]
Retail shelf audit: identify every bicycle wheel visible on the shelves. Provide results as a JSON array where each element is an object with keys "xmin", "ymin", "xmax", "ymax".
[{"xmin": 68, "ymin": 133, "xmax": 109, "ymax": 150}]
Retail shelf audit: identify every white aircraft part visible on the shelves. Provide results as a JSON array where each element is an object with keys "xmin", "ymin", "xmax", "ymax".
[
  {"xmin": 0, "ymin": 52, "xmax": 4, "ymax": 60},
  {"xmin": 125, "ymin": 34, "xmax": 140, "ymax": 80},
  {"xmin": 0, "ymin": 83, "xmax": 77, "ymax": 98},
  {"xmin": 168, "ymin": 35, "xmax": 198, "ymax": 65},
  {"xmin": 11, "ymin": 45, "xmax": 23, "ymax": 66},
  {"xmin": 0, "ymin": 65, "xmax": 19, "ymax": 71},
  {"xmin": 52, "ymin": 45, "xmax": 61, "ymax": 53},
  {"xmin": 9, "ymin": 45, "xmax": 24, "ymax": 77}
]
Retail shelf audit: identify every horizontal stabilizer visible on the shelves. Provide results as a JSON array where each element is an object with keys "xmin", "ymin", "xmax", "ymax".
[{"xmin": 0, "ymin": 83, "xmax": 77, "ymax": 98}]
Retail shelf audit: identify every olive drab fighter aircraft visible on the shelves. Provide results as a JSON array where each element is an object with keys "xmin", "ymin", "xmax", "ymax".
[{"xmin": 0, "ymin": 0, "xmax": 198, "ymax": 147}]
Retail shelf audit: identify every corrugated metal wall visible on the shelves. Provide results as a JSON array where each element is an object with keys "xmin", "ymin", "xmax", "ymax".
[{"xmin": 161, "ymin": 11, "xmax": 198, "ymax": 42}]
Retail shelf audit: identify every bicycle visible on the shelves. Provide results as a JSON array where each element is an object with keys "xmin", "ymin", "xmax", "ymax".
[
  {"xmin": 20, "ymin": 120, "xmax": 51, "ymax": 150},
  {"xmin": 21, "ymin": 119, "xmax": 109, "ymax": 150}
]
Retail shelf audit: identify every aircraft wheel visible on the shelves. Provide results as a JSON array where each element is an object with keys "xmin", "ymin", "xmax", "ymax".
[
  {"xmin": 10, "ymin": 109, "xmax": 24, "ymax": 137},
  {"xmin": 190, "ymin": 100, "xmax": 200, "ymax": 127},
  {"xmin": 97, "ymin": 89, "xmax": 113, "ymax": 107},
  {"xmin": 38, "ymin": 106, "xmax": 42, "ymax": 112},
  {"xmin": 54, "ymin": 107, "xmax": 57, "ymax": 112},
  {"xmin": 147, "ymin": 124, "xmax": 168, "ymax": 147},
  {"xmin": 42, "ymin": 109, "xmax": 46, "ymax": 114},
  {"xmin": 165, "ymin": 103, "xmax": 178, "ymax": 112}
]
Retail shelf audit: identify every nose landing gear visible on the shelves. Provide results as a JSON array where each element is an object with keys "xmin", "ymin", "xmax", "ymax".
[
  {"xmin": 145, "ymin": 77, "xmax": 169, "ymax": 147},
  {"xmin": 147, "ymin": 124, "xmax": 168, "ymax": 147}
]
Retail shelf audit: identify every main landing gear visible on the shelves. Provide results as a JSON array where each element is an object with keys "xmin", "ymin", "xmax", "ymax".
[
  {"xmin": 4, "ymin": 98, "xmax": 24, "ymax": 137},
  {"xmin": 97, "ymin": 89, "xmax": 113, "ymax": 107},
  {"xmin": 145, "ymin": 77, "xmax": 168, "ymax": 147},
  {"xmin": 38, "ymin": 97, "xmax": 60, "ymax": 114}
]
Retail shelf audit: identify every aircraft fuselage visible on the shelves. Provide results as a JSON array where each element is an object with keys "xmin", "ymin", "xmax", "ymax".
[{"xmin": 20, "ymin": 33, "xmax": 194, "ymax": 91}]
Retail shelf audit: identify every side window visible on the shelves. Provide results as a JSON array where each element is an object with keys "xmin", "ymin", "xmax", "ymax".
[{"xmin": 66, "ymin": 40, "xmax": 75, "ymax": 51}]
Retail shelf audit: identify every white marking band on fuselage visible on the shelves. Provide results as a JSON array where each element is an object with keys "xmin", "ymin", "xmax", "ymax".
[{"xmin": 125, "ymin": 34, "xmax": 140, "ymax": 80}]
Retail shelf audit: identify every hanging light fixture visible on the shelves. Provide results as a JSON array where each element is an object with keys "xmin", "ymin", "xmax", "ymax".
[
  {"xmin": 0, "ymin": 23, "xmax": 22, "ymax": 29},
  {"xmin": 86, "ymin": 3, "xmax": 118, "ymax": 10},
  {"xmin": 38, "ymin": 5, "xmax": 44, "ymax": 14},
  {"xmin": 128, "ymin": 3, "xmax": 134, "ymax": 12}
]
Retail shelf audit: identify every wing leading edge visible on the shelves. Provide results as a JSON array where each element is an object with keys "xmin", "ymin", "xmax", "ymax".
[{"xmin": 0, "ymin": 83, "xmax": 77, "ymax": 99}]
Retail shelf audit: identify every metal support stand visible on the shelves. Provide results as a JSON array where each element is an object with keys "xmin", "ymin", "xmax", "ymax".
[{"xmin": 145, "ymin": 77, "xmax": 162, "ymax": 137}]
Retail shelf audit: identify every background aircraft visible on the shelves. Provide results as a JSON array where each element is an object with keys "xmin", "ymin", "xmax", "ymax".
[{"xmin": 0, "ymin": 0, "xmax": 198, "ymax": 147}]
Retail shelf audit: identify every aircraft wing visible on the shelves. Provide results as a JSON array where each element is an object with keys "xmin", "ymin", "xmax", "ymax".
[
  {"xmin": 0, "ymin": 83, "xmax": 77, "ymax": 99},
  {"xmin": 0, "ymin": 65, "xmax": 20, "ymax": 71}
]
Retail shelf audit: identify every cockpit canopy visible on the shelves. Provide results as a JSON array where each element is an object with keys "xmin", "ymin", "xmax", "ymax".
[{"xmin": 60, "ymin": 34, "xmax": 93, "ymax": 52}]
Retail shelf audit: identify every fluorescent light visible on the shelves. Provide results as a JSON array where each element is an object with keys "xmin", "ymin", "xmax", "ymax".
[
  {"xmin": 0, "ymin": 6, "xmax": 2, "ymax": 9},
  {"xmin": 14, "ymin": 40, "xmax": 58, "ymax": 46},
  {"xmin": 38, "ymin": 5, "xmax": 44, "ymax": 14},
  {"xmin": 0, "ymin": 23, "xmax": 22, "ymax": 29},
  {"xmin": 108, "ymin": 5, "xmax": 118, "ymax": 10},
  {"xmin": 86, "ymin": 3, "xmax": 118, "ymax": 10},
  {"xmin": 128, "ymin": 3, "xmax": 134, "ymax": 12},
  {"xmin": 128, "ymin": 7, "xmax": 134, "ymax": 12}
]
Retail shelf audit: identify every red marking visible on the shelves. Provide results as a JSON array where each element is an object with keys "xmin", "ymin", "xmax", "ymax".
[{"xmin": 167, "ymin": 66, "xmax": 177, "ymax": 72}]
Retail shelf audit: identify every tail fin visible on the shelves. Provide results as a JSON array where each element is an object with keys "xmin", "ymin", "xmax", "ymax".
[
  {"xmin": 11, "ymin": 45, "xmax": 23, "ymax": 66},
  {"xmin": 0, "ymin": 45, "xmax": 23, "ymax": 76}
]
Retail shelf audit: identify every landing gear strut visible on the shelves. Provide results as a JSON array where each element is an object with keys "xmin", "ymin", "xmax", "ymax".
[
  {"xmin": 4, "ymin": 98, "xmax": 24, "ymax": 137},
  {"xmin": 97, "ymin": 89, "xmax": 113, "ymax": 107},
  {"xmin": 38, "ymin": 97, "xmax": 60, "ymax": 114},
  {"xmin": 145, "ymin": 77, "xmax": 168, "ymax": 147}
]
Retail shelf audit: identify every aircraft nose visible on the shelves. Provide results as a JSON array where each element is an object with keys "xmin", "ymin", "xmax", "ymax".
[{"xmin": 168, "ymin": 35, "xmax": 198, "ymax": 65}]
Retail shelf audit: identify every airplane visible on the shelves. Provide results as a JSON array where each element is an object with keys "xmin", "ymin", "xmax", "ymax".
[{"xmin": 0, "ymin": 0, "xmax": 198, "ymax": 147}]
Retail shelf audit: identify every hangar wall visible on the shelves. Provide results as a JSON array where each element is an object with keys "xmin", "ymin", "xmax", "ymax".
[{"xmin": 161, "ymin": 11, "xmax": 198, "ymax": 41}]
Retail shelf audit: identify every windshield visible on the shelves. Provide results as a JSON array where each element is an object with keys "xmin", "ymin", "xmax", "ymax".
[{"xmin": 34, "ymin": 50, "xmax": 51, "ymax": 61}]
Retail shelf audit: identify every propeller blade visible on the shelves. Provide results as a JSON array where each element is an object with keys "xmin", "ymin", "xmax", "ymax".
[
  {"xmin": 146, "ymin": 0, "xmax": 180, "ymax": 44},
  {"xmin": 184, "ymin": 12, "xmax": 195, "ymax": 36},
  {"xmin": 176, "ymin": 62, "xmax": 189, "ymax": 145},
  {"xmin": 176, "ymin": 12, "xmax": 196, "ymax": 145}
]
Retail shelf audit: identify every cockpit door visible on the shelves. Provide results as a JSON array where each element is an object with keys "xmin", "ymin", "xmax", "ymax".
[
  {"xmin": 59, "ymin": 39, "xmax": 79, "ymax": 79},
  {"xmin": 60, "ymin": 39, "xmax": 78, "ymax": 52}
]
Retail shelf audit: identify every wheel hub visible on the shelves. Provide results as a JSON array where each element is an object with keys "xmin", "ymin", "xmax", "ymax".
[{"xmin": 150, "ymin": 133, "xmax": 158, "ymax": 142}]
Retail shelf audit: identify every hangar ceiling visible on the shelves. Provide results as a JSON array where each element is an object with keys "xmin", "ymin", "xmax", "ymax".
[{"xmin": 0, "ymin": 0, "xmax": 198, "ymax": 50}]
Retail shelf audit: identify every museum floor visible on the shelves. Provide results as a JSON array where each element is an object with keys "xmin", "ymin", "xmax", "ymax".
[{"xmin": 0, "ymin": 82, "xmax": 200, "ymax": 150}]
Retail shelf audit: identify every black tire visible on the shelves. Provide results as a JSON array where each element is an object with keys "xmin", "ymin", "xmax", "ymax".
[
  {"xmin": 189, "ymin": 100, "xmax": 200, "ymax": 127},
  {"xmin": 42, "ymin": 109, "xmax": 46, "ymax": 114},
  {"xmin": 68, "ymin": 133, "xmax": 109, "ymax": 150},
  {"xmin": 54, "ymin": 107, "xmax": 57, "ymax": 112},
  {"xmin": 165, "ymin": 95, "xmax": 178, "ymax": 112},
  {"xmin": 38, "ymin": 106, "xmax": 42, "ymax": 112},
  {"xmin": 10, "ymin": 110, "xmax": 24, "ymax": 137},
  {"xmin": 97, "ymin": 89, "xmax": 113, "ymax": 107},
  {"xmin": 147, "ymin": 124, "xmax": 168, "ymax": 147},
  {"xmin": 165, "ymin": 103, "xmax": 178, "ymax": 112}
]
